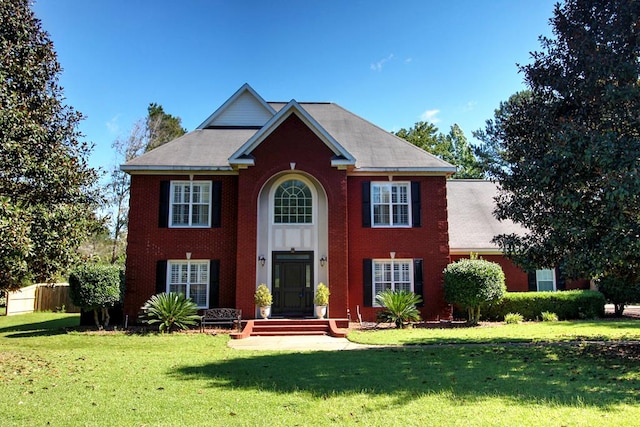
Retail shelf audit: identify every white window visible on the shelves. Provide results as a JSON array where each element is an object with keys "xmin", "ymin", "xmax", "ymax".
[
  {"xmin": 372, "ymin": 259, "xmax": 413, "ymax": 306},
  {"xmin": 274, "ymin": 179, "xmax": 313, "ymax": 224},
  {"xmin": 170, "ymin": 181, "xmax": 211, "ymax": 227},
  {"xmin": 536, "ymin": 269, "xmax": 556, "ymax": 291},
  {"xmin": 371, "ymin": 182, "xmax": 411, "ymax": 227},
  {"xmin": 168, "ymin": 260, "xmax": 209, "ymax": 308}
]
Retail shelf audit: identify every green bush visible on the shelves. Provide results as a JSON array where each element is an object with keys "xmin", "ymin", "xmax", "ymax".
[
  {"xmin": 541, "ymin": 311, "xmax": 559, "ymax": 322},
  {"xmin": 443, "ymin": 258, "xmax": 506, "ymax": 324},
  {"xmin": 504, "ymin": 312, "xmax": 524, "ymax": 324},
  {"xmin": 596, "ymin": 274, "xmax": 640, "ymax": 316},
  {"xmin": 484, "ymin": 290, "xmax": 605, "ymax": 321},
  {"xmin": 375, "ymin": 290, "xmax": 422, "ymax": 328},
  {"xmin": 69, "ymin": 263, "xmax": 124, "ymax": 328},
  {"xmin": 254, "ymin": 283, "xmax": 272, "ymax": 307},
  {"xmin": 142, "ymin": 292, "xmax": 200, "ymax": 333}
]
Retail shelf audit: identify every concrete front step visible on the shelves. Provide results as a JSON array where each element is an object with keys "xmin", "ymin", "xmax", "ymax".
[{"xmin": 231, "ymin": 318, "xmax": 349, "ymax": 339}]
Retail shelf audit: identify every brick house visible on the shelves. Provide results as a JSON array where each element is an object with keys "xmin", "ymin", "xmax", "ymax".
[{"xmin": 121, "ymin": 84, "xmax": 588, "ymax": 323}]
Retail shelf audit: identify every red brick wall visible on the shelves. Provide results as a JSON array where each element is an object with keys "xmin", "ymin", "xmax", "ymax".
[
  {"xmin": 233, "ymin": 114, "xmax": 350, "ymax": 318},
  {"xmin": 348, "ymin": 176, "xmax": 452, "ymax": 322},
  {"xmin": 123, "ymin": 174, "xmax": 238, "ymax": 321}
]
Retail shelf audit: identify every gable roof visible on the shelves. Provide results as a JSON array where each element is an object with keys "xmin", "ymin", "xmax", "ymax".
[
  {"xmin": 121, "ymin": 84, "xmax": 456, "ymax": 174},
  {"xmin": 446, "ymin": 180, "xmax": 527, "ymax": 254}
]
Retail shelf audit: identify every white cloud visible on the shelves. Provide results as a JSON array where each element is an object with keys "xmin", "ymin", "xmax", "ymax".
[
  {"xmin": 463, "ymin": 101, "xmax": 477, "ymax": 112},
  {"xmin": 420, "ymin": 109, "xmax": 441, "ymax": 124},
  {"xmin": 106, "ymin": 115, "xmax": 120, "ymax": 135},
  {"xmin": 370, "ymin": 54, "xmax": 395, "ymax": 71},
  {"xmin": 404, "ymin": 57, "xmax": 413, "ymax": 64}
]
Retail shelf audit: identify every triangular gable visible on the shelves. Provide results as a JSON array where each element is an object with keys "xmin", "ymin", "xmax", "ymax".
[
  {"xmin": 228, "ymin": 100, "xmax": 356, "ymax": 168},
  {"xmin": 197, "ymin": 83, "xmax": 276, "ymax": 129}
]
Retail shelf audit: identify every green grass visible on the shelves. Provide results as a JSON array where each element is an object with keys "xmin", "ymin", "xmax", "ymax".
[
  {"xmin": 348, "ymin": 319, "xmax": 640, "ymax": 345},
  {"xmin": 1, "ymin": 313, "xmax": 639, "ymax": 426}
]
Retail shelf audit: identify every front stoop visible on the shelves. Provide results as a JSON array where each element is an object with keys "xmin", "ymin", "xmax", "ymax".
[{"xmin": 230, "ymin": 318, "xmax": 349, "ymax": 339}]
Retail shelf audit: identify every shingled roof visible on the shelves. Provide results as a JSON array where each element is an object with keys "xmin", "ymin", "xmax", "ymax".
[
  {"xmin": 446, "ymin": 180, "xmax": 527, "ymax": 253},
  {"xmin": 121, "ymin": 84, "xmax": 456, "ymax": 174}
]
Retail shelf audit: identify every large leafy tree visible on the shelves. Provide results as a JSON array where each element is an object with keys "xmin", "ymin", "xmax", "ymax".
[
  {"xmin": 476, "ymin": 0, "xmax": 640, "ymax": 286},
  {"xmin": 0, "ymin": 0, "xmax": 102, "ymax": 290},
  {"xmin": 395, "ymin": 121, "xmax": 484, "ymax": 178},
  {"xmin": 145, "ymin": 102, "xmax": 186, "ymax": 151}
]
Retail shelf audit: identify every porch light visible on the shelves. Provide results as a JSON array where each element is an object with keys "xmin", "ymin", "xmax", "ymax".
[
  {"xmin": 186, "ymin": 252, "xmax": 192, "ymax": 260},
  {"xmin": 320, "ymin": 256, "xmax": 327, "ymax": 267},
  {"xmin": 390, "ymin": 252, "xmax": 396, "ymax": 259},
  {"xmin": 258, "ymin": 255, "xmax": 266, "ymax": 267}
]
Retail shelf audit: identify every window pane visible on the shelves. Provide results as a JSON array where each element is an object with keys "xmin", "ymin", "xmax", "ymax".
[
  {"xmin": 169, "ymin": 283, "xmax": 187, "ymax": 295},
  {"xmin": 274, "ymin": 180, "xmax": 312, "ymax": 223},
  {"xmin": 190, "ymin": 283, "xmax": 207, "ymax": 307}
]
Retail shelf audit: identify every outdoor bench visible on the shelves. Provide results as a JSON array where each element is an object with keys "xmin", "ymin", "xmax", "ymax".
[{"xmin": 200, "ymin": 308, "xmax": 242, "ymax": 332}]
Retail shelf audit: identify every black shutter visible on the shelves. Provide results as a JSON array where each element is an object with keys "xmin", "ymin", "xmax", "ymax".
[
  {"xmin": 413, "ymin": 259, "xmax": 424, "ymax": 307},
  {"xmin": 555, "ymin": 267, "xmax": 566, "ymax": 291},
  {"xmin": 212, "ymin": 182, "xmax": 222, "ymax": 228},
  {"xmin": 209, "ymin": 260, "xmax": 220, "ymax": 307},
  {"xmin": 363, "ymin": 259, "xmax": 373, "ymax": 307},
  {"xmin": 156, "ymin": 260, "xmax": 167, "ymax": 294},
  {"xmin": 159, "ymin": 181, "xmax": 170, "ymax": 228},
  {"xmin": 411, "ymin": 181, "xmax": 421, "ymax": 227},
  {"xmin": 527, "ymin": 271, "xmax": 537, "ymax": 291},
  {"xmin": 362, "ymin": 181, "xmax": 371, "ymax": 227}
]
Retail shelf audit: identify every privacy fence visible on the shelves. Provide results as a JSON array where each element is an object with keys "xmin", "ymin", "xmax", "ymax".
[{"xmin": 5, "ymin": 283, "xmax": 81, "ymax": 315}]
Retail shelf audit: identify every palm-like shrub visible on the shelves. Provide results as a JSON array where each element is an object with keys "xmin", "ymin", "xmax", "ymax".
[
  {"xmin": 142, "ymin": 292, "xmax": 200, "ymax": 333},
  {"xmin": 375, "ymin": 290, "xmax": 422, "ymax": 328}
]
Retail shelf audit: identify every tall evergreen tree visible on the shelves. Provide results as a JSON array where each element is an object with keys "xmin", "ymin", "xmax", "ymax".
[
  {"xmin": 145, "ymin": 102, "xmax": 186, "ymax": 151},
  {"xmin": 0, "ymin": 0, "xmax": 102, "ymax": 289},
  {"xmin": 476, "ymin": 0, "xmax": 640, "ymax": 285}
]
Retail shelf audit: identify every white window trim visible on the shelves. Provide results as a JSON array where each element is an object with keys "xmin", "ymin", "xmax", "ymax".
[
  {"xmin": 536, "ymin": 269, "xmax": 556, "ymax": 292},
  {"xmin": 167, "ymin": 260, "xmax": 210, "ymax": 309},
  {"xmin": 370, "ymin": 182, "xmax": 412, "ymax": 228},
  {"xmin": 169, "ymin": 180, "xmax": 212, "ymax": 228},
  {"xmin": 372, "ymin": 258, "xmax": 414, "ymax": 307},
  {"xmin": 269, "ymin": 175, "xmax": 317, "ymax": 226}
]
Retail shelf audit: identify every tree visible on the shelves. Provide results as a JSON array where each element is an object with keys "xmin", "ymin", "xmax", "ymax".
[
  {"xmin": 475, "ymin": 0, "xmax": 640, "ymax": 286},
  {"xmin": 395, "ymin": 122, "xmax": 485, "ymax": 178},
  {"xmin": 145, "ymin": 102, "xmax": 186, "ymax": 151},
  {"xmin": 443, "ymin": 258, "xmax": 506, "ymax": 325},
  {"xmin": 69, "ymin": 263, "xmax": 124, "ymax": 328},
  {"xmin": 0, "ymin": 0, "xmax": 102, "ymax": 290}
]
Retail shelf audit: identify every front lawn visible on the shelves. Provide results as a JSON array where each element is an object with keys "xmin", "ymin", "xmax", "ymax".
[{"xmin": 1, "ymin": 313, "xmax": 639, "ymax": 426}]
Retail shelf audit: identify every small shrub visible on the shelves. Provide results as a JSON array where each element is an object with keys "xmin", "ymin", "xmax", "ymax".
[
  {"xmin": 484, "ymin": 290, "xmax": 605, "ymax": 321},
  {"xmin": 375, "ymin": 290, "xmax": 422, "ymax": 328},
  {"xmin": 142, "ymin": 292, "xmax": 200, "ymax": 333},
  {"xmin": 504, "ymin": 312, "xmax": 524, "ymax": 324},
  {"xmin": 254, "ymin": 283, "xmax": 272, "ymax": 306},
  {"xmin": 314, "ymin": 282, "xmax": 330, "ymax": 305},
  {"xmin": 443, "ymin": 258, "xmax": 506, "ymax": 325},
  {"xmin": 69, "ymin": 263, "xmax": 124, "ymax": 328},
  {"xmin": 541, "ymin": 311, "xmax": 559, "ymax": 322}
]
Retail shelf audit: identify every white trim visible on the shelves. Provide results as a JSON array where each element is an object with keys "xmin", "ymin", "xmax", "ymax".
[
  {"xmin": 168, "ymin": 180, "xmax": 212, "ymax": 228},
  {"xmin": 167, "ymin": 260, "xmax": 210, "ymax": 309},
  {"xmin": 197, "ymin": 83, "xmax": 276, "ymax": 129},
  {"xmin": 371, "ymin": 258, "xmax": 414, "ymax": 307},
  {"xmin": 370, "ymin": 181, "xmax": 412, "ymax": 228}
]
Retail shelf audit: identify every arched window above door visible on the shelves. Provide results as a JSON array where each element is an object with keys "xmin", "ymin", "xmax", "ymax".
[{"xmin": 274, "ymin": 179, "xmax": 312, "ymax": 224}]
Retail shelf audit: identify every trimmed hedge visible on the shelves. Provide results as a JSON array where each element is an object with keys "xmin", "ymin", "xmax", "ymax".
[
  {"xmin": 69, "ymin": 264, "xmax": 124, "ymax": 310},
  {"xmin": 483, "ymin": 290, "xmax": 605, "ymax": 321}
]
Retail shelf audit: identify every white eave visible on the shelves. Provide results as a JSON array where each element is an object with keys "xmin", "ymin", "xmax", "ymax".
[{"xmin": 228, "ymin": 99, "xmax": 356, "ymax": 168}]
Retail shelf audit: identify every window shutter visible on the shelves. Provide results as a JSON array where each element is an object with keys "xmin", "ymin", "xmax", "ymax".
[
  {"xmin": 413, "ymin": 259, "xmax": 424, "ymax": 307},
  {"xmin": 363, "ymin": 259, "xmax": 373, "ymax": 307},
  {"xmin": 212, "ymin": 182, "xmax": 222, "ymax": 228},
  {"xmin": 527, "ymin": 271, "xmax": 537, "ymax": 291},
  {"xmin": 156, "ymin": 260, "xmax": 167, "ymax": 294},
  {"xmin": 209, "ymin": 260, "xmax": 220, "ymax": 307},
  {"xmin": 555, "ymin": 267, "xmax": 566, "ymax": 291},
  {"xmin": 362, "ymin": 181, "xmax": 371, "ymax": 228},
  {"xmin": 159, "ymin": 181, "xmax": 170, "ymax": 228},
  {"xmin": 411, "ymin": 181, "xmax": 421, "ymax": 227}
]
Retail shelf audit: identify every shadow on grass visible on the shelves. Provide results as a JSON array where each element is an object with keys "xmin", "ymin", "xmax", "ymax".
[
  {"xmin": 0, "ymin": 316, "xmax": 80, "ymax": 337},
  {"xmin": 171, "ymin": 344, "xmax": 639, "ymax": 409}
]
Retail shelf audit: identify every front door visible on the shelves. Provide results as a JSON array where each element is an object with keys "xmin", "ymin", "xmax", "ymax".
[{"xmin": 272, "ymin": 252, "xmax": 313, "ymax": 317}]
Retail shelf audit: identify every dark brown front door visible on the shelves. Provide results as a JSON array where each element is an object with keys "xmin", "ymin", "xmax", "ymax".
[{"xmin": 272, "ymin": 252, "xmax": 313, "ymax": 317}]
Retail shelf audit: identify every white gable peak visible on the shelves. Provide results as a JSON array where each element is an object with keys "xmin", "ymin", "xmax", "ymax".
[{"xmin": 197, "ymin": 83, "xmax": 276, "ymax": 129}]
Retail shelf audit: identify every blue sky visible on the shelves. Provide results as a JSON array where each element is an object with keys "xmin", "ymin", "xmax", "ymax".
[{"xmin": 33, "ymin": 0, "xmax": 557, "ymax": 171}]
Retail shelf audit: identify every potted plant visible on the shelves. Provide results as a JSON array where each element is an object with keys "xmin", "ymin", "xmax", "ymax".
[
  {"xmin": 254, "ymin": 283, "xmax": 272, "ymax": 319},
  {"xmin": 313, "ymin": 282, "xmax": 330, "ymax": 319}
]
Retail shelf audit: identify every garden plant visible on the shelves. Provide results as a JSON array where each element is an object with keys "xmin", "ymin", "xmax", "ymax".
[{"xmin": 141, "ymin": 292, "xmax": 200, "ymax": 333}]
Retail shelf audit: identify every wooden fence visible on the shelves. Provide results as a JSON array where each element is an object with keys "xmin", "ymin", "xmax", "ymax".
[{"xmin": 6, "ymin": 283, "xmax": 81, "ymax": 315}]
